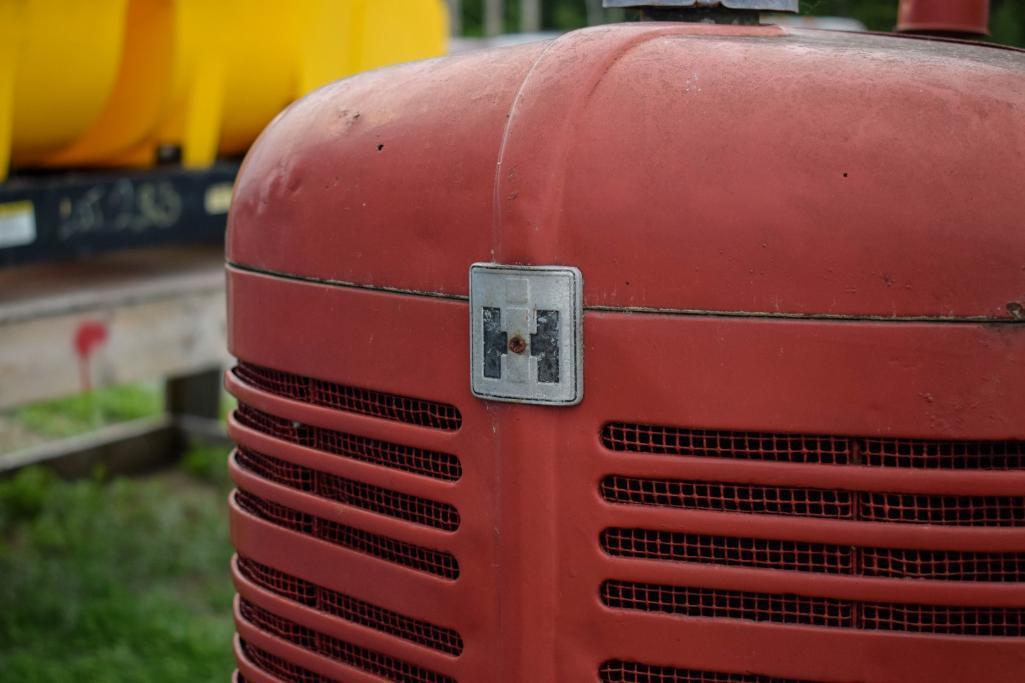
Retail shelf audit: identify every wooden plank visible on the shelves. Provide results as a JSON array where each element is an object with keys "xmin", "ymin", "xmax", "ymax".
[
  {"xmin": 0, "ymin": 246, "xmax": 224, "ymax": 323},
  {"xmin": 0, "ymin": 290, "xmax": 228, "ymax": 409},
  {"xmin": 0, "ymin": 247, "xmax": 229, "ymax": 410},
  {"xmin": 0, "ymin": 416, "xmax": 179, "ymax": 478}
]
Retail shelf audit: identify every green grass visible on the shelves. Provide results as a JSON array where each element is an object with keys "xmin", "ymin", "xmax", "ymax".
[
  {"xmin": 0, "ymin": 445, "xmax": 236, "ymax": 682},
  {"xmin": 13, "ymin": 383, "xmax": 164, "ymax": 440}
]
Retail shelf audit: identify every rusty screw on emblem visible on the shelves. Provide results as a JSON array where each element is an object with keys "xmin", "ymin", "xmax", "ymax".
[{"xmin": 508, "ymin": 335, "xmax": 527, "ymax": 354}]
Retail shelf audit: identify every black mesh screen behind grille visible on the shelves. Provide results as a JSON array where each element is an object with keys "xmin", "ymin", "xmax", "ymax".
[
  {"xmin": 600, "ymin": 476, "xmax": 1025, "ymax": 528},
  {"xmin": 234, "ymin": 363, "xmax": 462, "ymax": 430},
  {"xmin": 602, "ymin": 422, "xmax": 1025, "ymax": 470},
  {"xmin": 237, "ymin": 556, "xmax": 463, "ymax": 655},
  {"xmin": 234, "ymin": 490, "xmax": 459, "ymax": 579},
  {"xmin": 600, "ymin": 528, "xmax": 1025, "ymax": 582},
  {"xmin": 239, "ymin": 599, "xmax": 455, "ymax": 683},
  {"xmin": 235, "ymin": 404, "xmax": 462, "ymax": 481},
  {"xmin": 600, "ymin": 580, "xmax": 1025, "ymax": 636},
  {"xmin": 235, "ymin": 448, "xmax": 460, "ymax": 530},
  {"xmin": 599, "ymin": 660, "xmax": 812, "ymax": 683},
  {"xmin": 600, "ymin": 476, "xmax": 853, "ymax": 519},
  {"xmin": 241, "ymin": 640, "xmax": 329, "ymax": 683},
  {"xmin": 600, "ymin": 529, "xmax": 854, "ymax": 574}
]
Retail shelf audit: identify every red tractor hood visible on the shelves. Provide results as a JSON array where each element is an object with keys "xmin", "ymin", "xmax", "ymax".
[{"xmin": 227, "ymin": 23, "xmax": 1025, "ymax": 321}]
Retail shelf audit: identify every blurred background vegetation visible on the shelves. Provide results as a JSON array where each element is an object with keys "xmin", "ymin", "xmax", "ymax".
[
  {"xmin": 457, "ymin": 0, "xmax": 1025, "ymax": 47},
  {"xmin": 0, "ymin": 383, "xmax": 235, "ymax": 681}
]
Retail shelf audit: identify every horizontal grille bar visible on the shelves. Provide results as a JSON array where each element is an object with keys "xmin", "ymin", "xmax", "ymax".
[
  {"xmin": 602, "ymin": 580, "xmax": 852, "ymax": 628},
  {"xmin": 241, "ymin": 639, "xmax": 330, "ymax": 683},
  {"xmin": 235, "ymin": 363, "xmax": 462, "ymax": 430},
  {"xmin": 601, "ymin": 529, "xmax": 852, "ymax": 574},
  {"xmin": 603, "ymin": 422, "xmax": 1025, "ymax": 470},
  {"xmin": 234, "ymin": 490, "xmax": 459, "ymax": 579},
  {"xmin": 238, "ymin": 556, "xmax": 464, "ymax": 655},
  {"xmin": 600, "ymin": 476, "xmax": 1025, "ymax": 527},
  {"xmin": 601, "ymin": 528, "xmax": 1025, "ymax": 582},
  {"xmin": 236, "ymin": 449, "xmax": 460, "ymax": 531},
  {"xmin": 600, "ymin": 476, "xmax": 852, "ymax": 519},
  {"xmin": 599, "ymin": 660, "xmax": 811, "ymax": 683},
  {"xmin": 235, "ymin": 404, "xmax": 462, "ymax": 481},
  {"xmin": 601, "ymin": 580, "xmax": 1025, "ymax": 636},
  {"xmin": 239, "ymin": 599, "xmax": 454, "ymax": 683}
]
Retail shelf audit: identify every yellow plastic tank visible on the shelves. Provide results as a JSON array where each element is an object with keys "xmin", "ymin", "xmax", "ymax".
[
  {"xmin": 1, "ymin": 0, "xmax": 448, "ymax": 178},
  {"xmin": 0, "ymin": 0, "xmax": 128, "ymax": 178}
]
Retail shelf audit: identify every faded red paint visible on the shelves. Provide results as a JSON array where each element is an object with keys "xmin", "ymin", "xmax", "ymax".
[
  {"xmin": 74, "ymin": 320, "xmax": 108, "ymax": 391},
  {"xmin": 225, "ymin": 20, "xmax": 1025, "ymax": 683}
]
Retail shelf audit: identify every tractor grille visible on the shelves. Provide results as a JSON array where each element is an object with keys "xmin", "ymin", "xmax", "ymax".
[
  {"xmin": 602, "ymin": 581, "xmax": 853, "ymax": 628},
  {"xmin": 235, "ymin": 448, "xmax": 460, "ymax": 530},
  {"xmin": 240, "ymin": 640, "xmax": 329, "ymax": 682},
  {"xmin": 237, "ymin": 556, "xmax": 464, "ymax": 655},
  {"xmin": 602, "ymin": 423, "xmax": 1025, "ymax": 470},
  {"xmin": 601, "ymin": 581, "xmax": 1025, "ymax": 636},
  {"xmin": 230, "ymin": 364, "xmax": 463, "ymax": 681},
  {"xmin": 603, "ymin": 424, "xmax": 852, "ymax": 464},
  {"xmin": 235, "ymin": 490, "xmax": 459, "ymax": 579},
  {"xmin": 235, "ymin": 404, "xmax": 461, "ymax": 481},
  {"xmin": 601, "ymin": 477, "xmax": 853, "ymax": 519},
  {"xmin": 234, "ymin": 363, "xmax": 462, "ymax": 430},
  {"xmin": 601, "ymin": 528, "xmax": 1025, "ymax": 582},
  {"xmin": 238, "ymin": 599, "xmax": 455, "ymax": 683},
  {"xmin": 601, "ymin": 529, "xmax": 853, "ymax": 575},
  {"xmin": 599, "ymin": 660, "xmax": 812, "ymax": 682},
  {"xmin": 601, "ymin": 476, "xmax": 1025, "ymax": 527},
  {"xmin": 599, "ymin": 422, "xmax": 1025, "ymax": 640}
]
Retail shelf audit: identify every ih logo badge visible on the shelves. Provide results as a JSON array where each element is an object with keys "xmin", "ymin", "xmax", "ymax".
[{"xmin": 470, "ymin": 263, "xmax": 583, "ymax": 405}]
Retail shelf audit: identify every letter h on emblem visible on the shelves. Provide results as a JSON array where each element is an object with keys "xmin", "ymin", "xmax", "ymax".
[{"xmin": 469, "ymin": 263, "xmax": 583, "ymax": 406}]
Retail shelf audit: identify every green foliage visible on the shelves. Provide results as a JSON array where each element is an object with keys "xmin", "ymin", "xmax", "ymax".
[
  {"xmin": 13, "ymin": 383, "xmax": 163, "ymax": 439},
  {"xmin": 180, "ymin": 443, "xmax": 231, "ymax": 487},
  {"xmin": 455, "ymin": 0, "xmax": 1025, "ymax": 48},
  {"xmin": 992, "ymin": 0, "xmax": 1025, "ymax": 47},
  {"xmin": 0, "ymin": 453, "xmax": 235, "ymax": 682}
]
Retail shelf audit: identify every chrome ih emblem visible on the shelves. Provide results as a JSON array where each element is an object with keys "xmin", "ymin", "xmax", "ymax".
[{"xmin": 469, "ymin": 263, "xmax": 583, "ymax": 405}]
